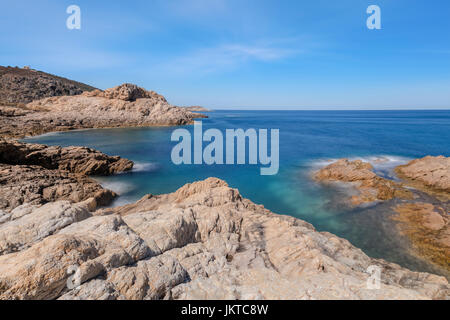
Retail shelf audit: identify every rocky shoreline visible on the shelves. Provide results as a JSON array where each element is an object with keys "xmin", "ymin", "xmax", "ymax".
[
  {"xmin": 0, "ymin": 178, "xmax": 448, "ymax": 300},
  {"xmin": 0, "ymin": 140, "xmax": 135, "ymax": 213},
  {"xmin": 315, "ymin": 157, "xmax": 449, "ymax": 277},
  {"xmin": 0, "ymin": 70, "xmax": 448, "ymax": 299},
  {"xmin": 0, "ymin": 82, "xmax": 208, "ymax": 212},
  {"xmin": 0, "ymin": 147, "xmax": 448, "ymax": 300}
]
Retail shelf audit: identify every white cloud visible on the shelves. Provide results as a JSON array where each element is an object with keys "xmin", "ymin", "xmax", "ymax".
[{"xmin": 162, "ymin": 42, "xmax": 300, "ymax": 74}]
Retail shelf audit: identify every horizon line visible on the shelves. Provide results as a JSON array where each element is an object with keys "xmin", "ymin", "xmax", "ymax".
[{"xmin": 208, "ymin": 107, "xmax": 450, "ymax": 111}]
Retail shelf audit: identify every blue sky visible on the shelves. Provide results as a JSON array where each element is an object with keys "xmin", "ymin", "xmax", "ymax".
[{"xmin": 1, "ymin": 0, "xmax": 449, "ymax": 109}]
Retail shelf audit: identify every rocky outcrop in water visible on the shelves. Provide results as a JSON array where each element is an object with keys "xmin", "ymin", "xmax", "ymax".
[
  {"xmin": 314, "ymin": 159, "xmax": 412, "ymax": 205},
  {"xmin": 396, "ymin": 156, "xmax": 450, "ymax": 200},
  {"xmin": 314, "ymin": 157, "xmax": 450, "ymax": 277},
  {"xmin": 0, "ymin": 140, "xmax": 133, "ymax": 176},
  {"xmin": 0, "ymin": 178, "xmax": 448, "ymax": 300},
  {"xmin": 0, "ymin": 163, "xmax": 116, "ymax": 213},
  {"xmin": 0, "ymin": 139, "xmax": 134, "ymax": 213}
]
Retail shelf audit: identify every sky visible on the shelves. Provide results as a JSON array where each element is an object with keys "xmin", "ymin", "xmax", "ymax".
[{"xmin": 0, "ymin": 0, "xmax": 449, "ymax": 109}]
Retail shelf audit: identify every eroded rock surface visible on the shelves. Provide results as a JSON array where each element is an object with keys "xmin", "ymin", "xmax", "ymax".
[
  {"xmin": 0, "ymin": 178, "xmax": 448, "ymax": 300},
  {"xmin": 0, "ymin": 140, "xmax": 133, "ymax": 175},
  {"xmin": 0, "ymin": 201, "xmax": 91, "ymax": 255},
  {"xmin": 396, "ymin": 156, "xmax": 450, "ymax": 199},
  {"xmin": 314, "ymin": 159, "xmax": 412, "ymax": 205},
  {"xmin": 0, "ymin": 163, "xmax": 116, "ymax": 212}
]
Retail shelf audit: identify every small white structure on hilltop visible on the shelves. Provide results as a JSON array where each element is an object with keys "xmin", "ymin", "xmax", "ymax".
[{"xmin": 23, "ymin": 66, "xmax": 37, "ymax": 72}]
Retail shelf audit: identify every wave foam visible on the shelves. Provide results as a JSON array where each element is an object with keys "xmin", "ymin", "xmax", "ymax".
[
  {"xmin": 98, "ymin": 181, "xmax": 136, "ymax": 195},
  {"xmin": 132, "ymin": 162, "xmax": 161, "ymax": 173},
  {"xmin": 307, "ymin": 155, "xmax": 412, "ymax": 180}
]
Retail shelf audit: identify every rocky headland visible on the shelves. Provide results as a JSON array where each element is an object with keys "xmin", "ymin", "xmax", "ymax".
[
  {"xmin": 184, "ymin": 106, "xmax": 211, "ymax": 112},
  {"xmin": 314, "ymin": 157, "xmax": 449, "ymax": 277},
  {"xmin": 0, "ymin": 81, "xmax": 207, "ymax": 138}
]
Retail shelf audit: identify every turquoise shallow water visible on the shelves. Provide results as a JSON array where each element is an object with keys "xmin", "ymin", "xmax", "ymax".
[{"xmin": 25, "ymin": 110, "xmax": 450, "ymax": 276}]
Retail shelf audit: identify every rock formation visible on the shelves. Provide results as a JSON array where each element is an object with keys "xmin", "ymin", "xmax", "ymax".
[
  {"xmin": 396, "ymin": 156, "xmax": 450, "ymax": 200},
  {"xmin": 0, "ymin": 139, "xmax": 133, "ymax": 212},
  {"xmin": 314, "ymin": 159, "xmax": 412, "ymax": 205},
  {"xmin": 392, "ymin": 203, "xmax": 449, "ymax": 273},
  {"xmin": 0, "ymin": 163, "xmax": 116, "ymax": 213},
  {"xmin": 0, "ymin": 140, "xmax": 133, "ymax": 176},
  {"xmin": 0, "ymin": 178, "xmax": 448, "ymax": 300},
  {"xmin": 84, "ymin": 83, "xmax": 167, "ymax": 102},
  {"xmin": 0, "ymin": 83, "xmax": 207, "ymax": 139},
  {"xmin": 184, "ymin": 106, "xmax": 211, "ymax": 112},
  {"xmin": 314, "ymin": 157, "xmax": 450, "ymax": 277},
  {"xmin": 26, "ymin": 83, "xmax": 206, "ymax": 127}
]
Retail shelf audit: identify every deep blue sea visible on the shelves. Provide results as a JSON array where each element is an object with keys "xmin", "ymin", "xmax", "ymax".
[{"xmin": 24, "ymin": 110, "xmax": 450, "ymax": 276}]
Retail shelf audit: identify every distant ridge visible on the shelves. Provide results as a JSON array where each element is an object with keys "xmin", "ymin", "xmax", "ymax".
[
  {"xmin": 0, "ymin": 66, "xmax": 97, "ymax": 106},
  {"xmin": 184, "ymin": 106, "xmax": 211, "ymax": 112}
]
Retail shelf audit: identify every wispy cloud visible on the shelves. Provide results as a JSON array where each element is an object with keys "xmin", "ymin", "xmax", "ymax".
[
  {"xmin": 162, "ymin": 41, "xmax": 301, "ymax": 75},
  {"xmin": 160, "ymin": 0, "xmax": 228, "ymax": 17}
]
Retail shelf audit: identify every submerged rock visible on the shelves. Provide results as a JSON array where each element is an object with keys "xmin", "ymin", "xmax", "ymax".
[
  {"xmin": 392, "ymin": 203, "xmax": 449, "ymax": 274},
  {"xmin": 0, "ymin": 178, "xmax": 447, "ymax": 300}
]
